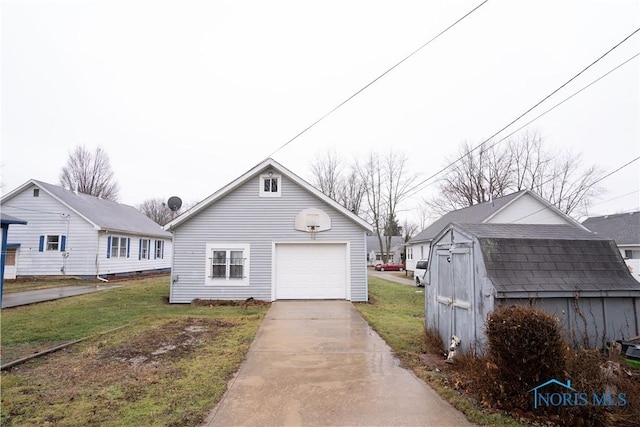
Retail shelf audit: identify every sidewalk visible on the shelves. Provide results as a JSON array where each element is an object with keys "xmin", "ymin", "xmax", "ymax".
[{"xmin": 2, "ymin": 285, "xmax": 121, "ymax": 308}]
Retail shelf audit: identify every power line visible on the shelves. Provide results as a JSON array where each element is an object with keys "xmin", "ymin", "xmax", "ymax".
[
  {"xmin": 508, "ymin": 157, "xmax": 640, "ymax": 223},
  {"xmin": 265, "ymin": 0, "xmax": 490, "ymax": 158},
  {"xmin": 403, "ymin": 28, "xmax": 640, "ymax": 199},
  {"xmin": 405, "ymin": 51, "xmax": 640, "ymax": 199}
]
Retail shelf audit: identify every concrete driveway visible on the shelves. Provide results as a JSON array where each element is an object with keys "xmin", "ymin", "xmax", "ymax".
[{"xmin": 203, "ymin": 301, "xmax": 472, "ymax": 427}]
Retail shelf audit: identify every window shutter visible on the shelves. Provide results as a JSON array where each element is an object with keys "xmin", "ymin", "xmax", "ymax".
[
  {"xmin": 153, "ymin": 240, "xmax": 157, "ymax": 259},
  {"xmin": 127, "ymin": 238, "xmax": 131, "ymax": 258},
  {"xmin": 107, "ymin": 236, "xmax": 111, "ymax": 259},
  {"xmin": 139, "ymin": 239, "xmax": 142, "ymax": 260},
  {"xmin": 60, "ymin": 235, "xmax": 67, "ymax": 252},
  {"xmin": 161, "ymin": 241, "xmax": 165, "ymax": 259},
  {"xmin": 39, "ymin": 235, "xmax": 45, "ymax": 252}
]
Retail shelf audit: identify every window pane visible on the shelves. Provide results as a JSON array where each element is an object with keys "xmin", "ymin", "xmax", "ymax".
[
  {"xmin": 212, "ymin": 251, "xmax": 227, "ymax": 278},
  {"xmin": 264, "ymin": 178, "xmax": 271, "ymax": 192},
  {"xmin": 47, "ymin": 235, "xmax": 59, "ymax": 251},
  {"xmin": 230, "ymin": 251, "xmax": 244, "ymax": 278},
  {"xmin": 111, "ymin": 237, "xmax": 119, "ymax": 257},
  {"xmin": 270, "ymin": 178, "xmax": 277, "ymax": 192}
]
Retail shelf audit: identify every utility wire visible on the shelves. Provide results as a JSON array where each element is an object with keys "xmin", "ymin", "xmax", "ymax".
[
  {"xmin": 265, "ymin": 0, "xmax": 490, "ymax": 158},
  {"xmin": 508, "ymin": 157, "xmax": 640, "ymax": 224},
  {"xmin": 405, "ymin": 51, "xmax": 640, "ymax": 198},
  {"xmin": 404, "ymin": 28, "xmax": 640, "ymax": 198}
]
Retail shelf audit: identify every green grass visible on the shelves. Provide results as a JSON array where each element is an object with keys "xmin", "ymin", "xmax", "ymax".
[
  {"xmin": 1, "ymin": 276, "xmax": 269, "ymax": 427},
  {"xmin": 355, "ymin": 277, "xmax": 522, "ymax": 427}
]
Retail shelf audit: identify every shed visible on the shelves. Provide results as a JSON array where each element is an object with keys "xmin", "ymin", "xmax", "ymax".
[
  {"xmin": 425, "ymin": 223, "xmax": 640, "ymax": 353},
  {"xmin": 164, "ymin": 158, "xmax": 373, "ymax": 303}
]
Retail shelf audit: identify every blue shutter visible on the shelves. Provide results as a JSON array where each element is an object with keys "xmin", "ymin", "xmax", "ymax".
[
  {"xmin": 107, "ymin": 236, "xmax": 111, "ymax": 258},
  {"xmin": 139, "ymin": 239, "xmax": 142, "ymax": 260},
  {"xmin": 127, "ymin": 238, "xmax": 131, "ymax": 258},
  {"xmin": 60, "ymin": 235, "xmax": 67, "ymax": 252},
  {"xmin": 39, "ymin": 235, "xmax": 45, "ymax": 252}
]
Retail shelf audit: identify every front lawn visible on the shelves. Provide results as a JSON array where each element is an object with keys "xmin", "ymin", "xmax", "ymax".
[{"xmin": 1, "ymin": 275, "xmax": 269, "ymax": 427}]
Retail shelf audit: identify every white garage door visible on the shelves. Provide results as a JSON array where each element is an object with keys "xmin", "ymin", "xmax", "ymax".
[{"xmin": 275, "ymin": 243, "xmax": 347, "ymax": 300}]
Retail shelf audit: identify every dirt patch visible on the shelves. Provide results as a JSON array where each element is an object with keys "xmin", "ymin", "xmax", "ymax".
[
  {"xmin": 191, "ymin": 298, "xmax": 270, "ymax": 308},
  {"xmin": 99, "ymin": 317, "xmax": 231, "ymax": 366}
]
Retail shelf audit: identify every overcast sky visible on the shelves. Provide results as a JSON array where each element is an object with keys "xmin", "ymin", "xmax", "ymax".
[{"xmin": 2, "ymin": 0, "xmax": 639, "ymax": 225}]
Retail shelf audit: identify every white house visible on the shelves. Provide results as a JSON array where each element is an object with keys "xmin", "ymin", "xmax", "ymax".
[
  {"xmin": 1, "ymin": 180, "xmax": 172, "ymax": 280},
  {"xmin": 582, "ymin": 211, "xmax": 640, "ymax": 282},
  {"xmin": 405, "ymin": 190, "xmax": 587, "ymax": 274},
  {"xmin": 165, "ymin": 158, "xmax": 373, "ymax": 303}
]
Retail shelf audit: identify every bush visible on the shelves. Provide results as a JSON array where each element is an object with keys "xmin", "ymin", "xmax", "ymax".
[{"xmin": 485, "ymin": 305, "xmax": 567, "ymax": 411}]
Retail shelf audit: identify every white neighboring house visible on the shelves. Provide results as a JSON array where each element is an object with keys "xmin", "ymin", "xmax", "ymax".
[
  {"xmin": 582, "ymin": 211, "xmax": 640, "ymax": 282},
  {"xmin": 164, "ymin": 158, "xmax": 373, "ymax": 303},
  {"xmin": 405, "ymin": 190, "xmax": 587, "ymax": 274},
  {"xmin": 1, "ymin": 180, "xmax": 172, "ymax": 280}
]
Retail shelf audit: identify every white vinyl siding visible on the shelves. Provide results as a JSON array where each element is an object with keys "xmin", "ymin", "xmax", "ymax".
[
  {"xmin": 170, "ymin": 173, "xmax": 368, "ymax": 303},
  {"xmin": 488, "ymin": 194, "xmax": 573, "ymax": 225},
  {"xmin": 2, "ymin": 184, "xmax": 173, "ymax": 277}
]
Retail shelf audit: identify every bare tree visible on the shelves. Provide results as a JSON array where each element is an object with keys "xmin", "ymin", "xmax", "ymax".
[
  {"xmin": 357, "ymin": 151, "xmax": 416, "ymax": 263},
  {"xmin": 59, "ymin": 145, "xmax": 120, "ymax": 201},
  {"xmin": 309, "ymin": 151, "xmax": 365, "ymax": 216},
  {"xmin": 138, "ymin": 198, "xmax": 174, "ymax": 226},
  {"xmin": 310, "ymin": 150, "xmax": 341, "ymax": 199},
  {"xmin": 431, "ymin": 132, "xmax": 604, "ymax": 217}
]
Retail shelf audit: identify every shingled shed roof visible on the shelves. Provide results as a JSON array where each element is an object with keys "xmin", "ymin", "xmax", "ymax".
[
  {"xmin": 582, "ymin": 211, "xmax": 640, "ymax": 245},
  {"xmin": 454, "ymin": 223, "xmax": 640, "ymax": 298}
]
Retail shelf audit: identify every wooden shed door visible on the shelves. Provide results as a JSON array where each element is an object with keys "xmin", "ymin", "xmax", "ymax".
[{"xmin": 435, "ymin": 247, "xmax": 472, "ymax": 350}]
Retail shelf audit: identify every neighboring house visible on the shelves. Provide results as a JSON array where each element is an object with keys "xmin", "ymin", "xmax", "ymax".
[
  {"xmin": 424, "ymin": 223, "xmax": 640, "ymax": 353},
  {"xmin": 1, "ymin": 180, "xmax": 172, "ymax": 279},
  {"xmin": 582, "ymin": 211, "xmax": 640, "ymax": 282},
  {"xmin": 164, "ymin": 158, "xmax": 373, "ymax": 303},
  {"xmin": 366, "ymin": 235, "xmax": 404, "ymax": 266},
  {"xmin": 405, "ymin": 190, "xmax": 586, "ymax": 274}
]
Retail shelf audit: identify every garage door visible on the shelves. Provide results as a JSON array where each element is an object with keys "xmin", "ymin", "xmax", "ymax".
[{"xmin": 275, "ymin": 243, "xmax": 347, "ymax": 300}]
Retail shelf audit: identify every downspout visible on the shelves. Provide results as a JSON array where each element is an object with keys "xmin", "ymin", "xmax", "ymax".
[{"xmin": 96, "ymin": 230, "xmax": 109, "ymax": 282}]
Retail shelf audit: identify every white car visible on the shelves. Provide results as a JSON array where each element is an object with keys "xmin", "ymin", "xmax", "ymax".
[{"xmin": 414, "ymin": 260, "xmax": 428, "ymax": 287}]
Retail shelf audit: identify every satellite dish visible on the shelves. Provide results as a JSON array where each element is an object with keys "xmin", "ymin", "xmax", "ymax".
[{"xmin": 167, "ymin": 196, "xmax": 182, "ymax": 212}]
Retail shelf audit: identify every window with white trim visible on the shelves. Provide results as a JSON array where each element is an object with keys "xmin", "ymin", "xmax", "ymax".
[
  {"xmin": 155, "ymin": 240, "xmax": 164, "ymax": 259},
  {"xmin": 110, "ymin": 236, "xmax": 128, "ymax": 258},
  {"xmin": 206, "ymin": 243, "xmax": 250, "ymax": 285},
  {"xmin": 46, "ymin": 235, "xmax": 60, "ymax": 251},
  {"xmin": 259, "ymin": 173, "xmax": 281, "ymax": 197},
  {"xmin": 140, "ymin": 239, "xmax": 150, "ymax": 260}
]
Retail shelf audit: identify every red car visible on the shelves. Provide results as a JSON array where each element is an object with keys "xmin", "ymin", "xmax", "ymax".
[{"xmin": 374, "ymin": 263, "xmax": 405, "ymax": 272}]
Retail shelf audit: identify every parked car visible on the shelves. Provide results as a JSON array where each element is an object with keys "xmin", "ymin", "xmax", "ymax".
[
  {"xmin": 374, "ymin": 262, "xmax": 405, "ymax": 272},
  {"xmin": 414, "ymin": 260, "xmax": 428, "ymax": 287}
]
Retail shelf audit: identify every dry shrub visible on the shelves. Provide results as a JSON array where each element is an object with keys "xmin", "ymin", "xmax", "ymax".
[
  {"xmin": 485, "ymin": 305, "xmax": 567, "ymax": 411},
  {"xmin": 423, "ymin": 327, "xmax": 445, "ymax": 355},
  {"xmin": 448, "ymin": 305, "xmax": 639, "ymax": 427}
]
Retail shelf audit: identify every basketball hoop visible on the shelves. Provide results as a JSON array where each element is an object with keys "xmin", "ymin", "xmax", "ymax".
[{"xmin": 307, "ymin": 225, "xmax": 318, "ymax": 240}]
